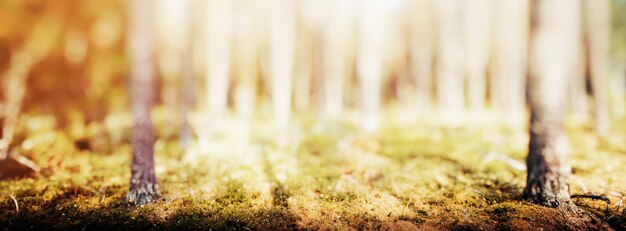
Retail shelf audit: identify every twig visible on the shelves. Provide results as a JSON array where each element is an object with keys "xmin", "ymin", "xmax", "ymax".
[
  {"xmin": 2, "ymin": 193, "xmax": 19, "ymax": 214},
  {"xmin": 9, "ymin": 194, "xmax": 18, "ymax": 214},
  {"xmin": 483, "ymin": 152, "xmax": 526, "ymax": 171},
  {"xmin": 10, "ymin": 151, "xmax": 41, "ymax": 173}
]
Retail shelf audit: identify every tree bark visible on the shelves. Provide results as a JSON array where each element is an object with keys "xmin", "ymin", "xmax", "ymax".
[
  {"xmin": 525, "ymin": 0, "xmax": 577, "ymax": 211},
  {"xmin": 127, "ymin": 0, "xmax": 158, "ymax": 205}
]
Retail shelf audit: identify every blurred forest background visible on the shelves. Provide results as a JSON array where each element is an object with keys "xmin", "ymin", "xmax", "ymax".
[
  {"xmin": 1, "ymin": 0, "xmax": 626, "ymax": 230},
  {"xmin": 0, "ymin": 0, "xmax": 625, "ymax": 146}
]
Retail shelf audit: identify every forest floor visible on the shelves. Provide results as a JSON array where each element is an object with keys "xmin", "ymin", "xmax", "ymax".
[{"xmin": 0, "ymin": 109, "xmax": 625, "ymax": 230}]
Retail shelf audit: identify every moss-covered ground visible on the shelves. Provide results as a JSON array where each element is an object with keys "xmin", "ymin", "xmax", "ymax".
[{"xmin": 1, "ymin": 109, "xmax": 625, "ymax": 230}]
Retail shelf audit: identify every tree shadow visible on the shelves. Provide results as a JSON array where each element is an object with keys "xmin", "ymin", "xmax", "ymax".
[{"xmin": 260, "ymin": 146, "xmax": 291, "ymax": 208}]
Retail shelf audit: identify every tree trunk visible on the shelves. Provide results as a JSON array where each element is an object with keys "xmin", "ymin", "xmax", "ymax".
[
  {"xmin": 179, "ymin": 0, "xmax": 194, "ymax": 149},
  {"xmin": 205, "ymin": 0, "xmax": 233, "ymax": 130},
  {"xmin": 269, "ymin": 0, "xmax": 296, "ymax": 145},
  {"xmin": 525, "ymin": 0, "xmax": 578, "ymax": 210},
  {"xmin": 465, "ymin": 0, "xmax": 492, "ymax": 113},
  {"xmin": 357, "ymin": 0, "xmax": 384, "ymax": 132},
  {"xmin": 435, "ymin": 0, "xmax": 465, "ymax": 125},
  {"xmin": 232, "ymin": 0, "xmax": 263, "ymax": 142},
  {"xmin": 612, "ymin": 64, "xmax": 626, "ymax": 119},
  {"xmin": 493, "ymin": 0, "xmax": 529, "ymax": 126},
  {"xmin": 409, "ymin": 0, "xmax": 435, "ymax": 116},
  {"xmin": 0, "ymin": 52, "xmax": 30, "ymax": 160},
  {"xmin": 584, "ymin": 0, "xmax": 611, "ymax": 136},
  {"xmin": 323, "ymin": 0, "xmax": 354, "ymax": 119},
  {"xmin": 127, "ymin": 0, "xmax": 158, "ymax": 205}
]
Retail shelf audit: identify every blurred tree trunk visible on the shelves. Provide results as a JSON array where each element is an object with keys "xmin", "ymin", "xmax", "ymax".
[
  {"xmin": 357, "ymin": 0, "xmax": 384, "ymax": 132},
  {"xmin": 0, "ymin": 51, "xmax": 42, "ymax": 179},
  {"xmin": 409, "ymin": 0, "xmax": 435, "ymax": 116},
  {"xmin": 269, "ymin": 0, "xmax": 296, "ymax": 146},
  {"xmin": 155, "ymin": 0, "xmax": 184, "ymax": 139},
  {"xmin": 179, "ymin": 0, "xmax": 194, "ymax": 149},
  {"xmin": 525, "ymin": 0, "xmax": 578, "ymax": 211},
  {"xmin": 561, "ymin": 1, "xmax": 586, "ymax": 122},
  {"xmin": 205, "ymin": 0, "xmax": 233, "ymax": 132},
  {"xmin": 435, "ymin": 0, "xmax": 465, "ymax": 125},
  {"xmin": 565, "ymin": 49, "xmax": 587, "ymax": 118},
  {"xmin": 0, "ymin": 17, "xmax": 60, "ymax": 176},
  {"xmin": 493, "ymin": 0, "xmax": 529, "ymax": 126},
  {"xmin": 584, "ymin": 0, "xmax": 611, "ymax": 136},
  {"xmin": 232, "ymin": 0, "xmax": 264, "ymax": 142},
  {"xmin": 323, "ymin": 0, "xmax": 354, "ymax": 120},
  {"xmin": 465, "ymin": 0, "xmax": 492, "ymax": 113},
  {"xmin": 612, "ymin": 65, "xmax": 626, "ymax": 119},
  {"xmin": 294, "ymin": 0, "xmax": 324, "ymax": 114},
  {"xmin": 127, "ymin": 0, "xmax": 158, "ymax": 205},
  {"xmin": 0, "ymin": 52, "xmax": 30, "ymax": 160},
  {"xmin": 293, "ymin": 5, "xmax": 314, "ymax": 113}
]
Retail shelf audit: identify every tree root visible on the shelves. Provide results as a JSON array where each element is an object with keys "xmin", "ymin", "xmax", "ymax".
[
  {"xmin": 0, "ymin": 151, "xmax": 40, "ymax": 180},
  {"xmin": 571, "ymin": 194, "xmax": 611, "ymax": 205}
]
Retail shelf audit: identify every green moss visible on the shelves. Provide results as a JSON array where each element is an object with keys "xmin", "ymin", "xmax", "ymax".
[{"xmin": 0, "ymin": 115, "xmax": 625, "ymax": 230}]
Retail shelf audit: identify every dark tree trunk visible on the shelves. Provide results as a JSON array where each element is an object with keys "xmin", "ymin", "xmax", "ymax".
[
  {"xmin": 524, "ymin": 108, "xmax": 573, "ymax": 208},
  {"xmin": 127, "ymin": 0, "xmax": 158, "ymax": 205},
  {"xmin": 524, "ymin": 0, "xmax": 577, "ymax": 211}
]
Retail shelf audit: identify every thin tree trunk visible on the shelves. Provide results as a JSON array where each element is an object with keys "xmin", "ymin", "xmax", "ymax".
[
  {"xmin": 566, "ymin": 48, "xmax": 588, "ymax": 118},
  {"xmin": 465, "ymin": 0, "xmax": 492, "ymax": 113},
  {"xmin": 409, "ymin": 0, "xmax": 435, "ymax": 116},
  {"xmin": 155, "ymin": 0, "xmax": 184, "ymax": 138},
  {"xmin": 127, "ymin": 0, "xmax": 158, "ymax": 205},
  {"xmin": 493, "ymin": 0, "xmax": 529, "ymax": 126},
  {"xmin": 269, "ymin": 0, "xmax": 296, "ymax": 145},
  {"xmin": 435, "ymin": 0, "xmax": 465, "ymax": 125},
  {"xmin": 612, "ymin": 64, "xmax": 626, "ymax": 119},
  {"xmin": 0, "ymin": 52, "xmax": 30, "ymax": 160},
  {"xmin": 232, "ymin": 0, "xmax": 263, "ymax": 142},
  {"xmin": 525, "ymin": 0, "xmax": 578, "ymax": 211},
  {"xmin": 323, "ymin": 0, "xmax": 354, "ymax": 119},
  {"xmin": 584, "ymin": 0, "xmax": 611, "ymax": 135},
  {"xmin": 180, "ymin": 0, "xmax": 194, "ymax": 149},
  {"xmin": 205, "ymin": 0, "xmax": 233, "ymax": 130},
  {"xmin": 357, "ymin": 0, "xmax": 384, "ymax": 132},
  {"xmin": 293, "ymin": 16, "xmax": 313, "ymax": 113}
]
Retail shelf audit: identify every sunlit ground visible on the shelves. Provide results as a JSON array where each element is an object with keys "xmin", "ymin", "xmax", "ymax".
[{"xmin": 1, "ymin": 107, "xmax": 625, "ymax": 230}]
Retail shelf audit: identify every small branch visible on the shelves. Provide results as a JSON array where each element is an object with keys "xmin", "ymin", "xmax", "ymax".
[
  {"xmin": 9, "ymin": 194, "xmax": 18, "ymax": 214},
  {"xmin": 10, "ymin": 152, "xmax": 41, "ymax": 173},
  {"xmin": 2, "ymin": 193, "xmax": 19, "ymax": 214}
]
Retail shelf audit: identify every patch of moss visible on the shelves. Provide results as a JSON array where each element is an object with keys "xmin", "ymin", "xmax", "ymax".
[{"xmin": 1, "ymin": 115, "xmax": 625, "ymax": 230}]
